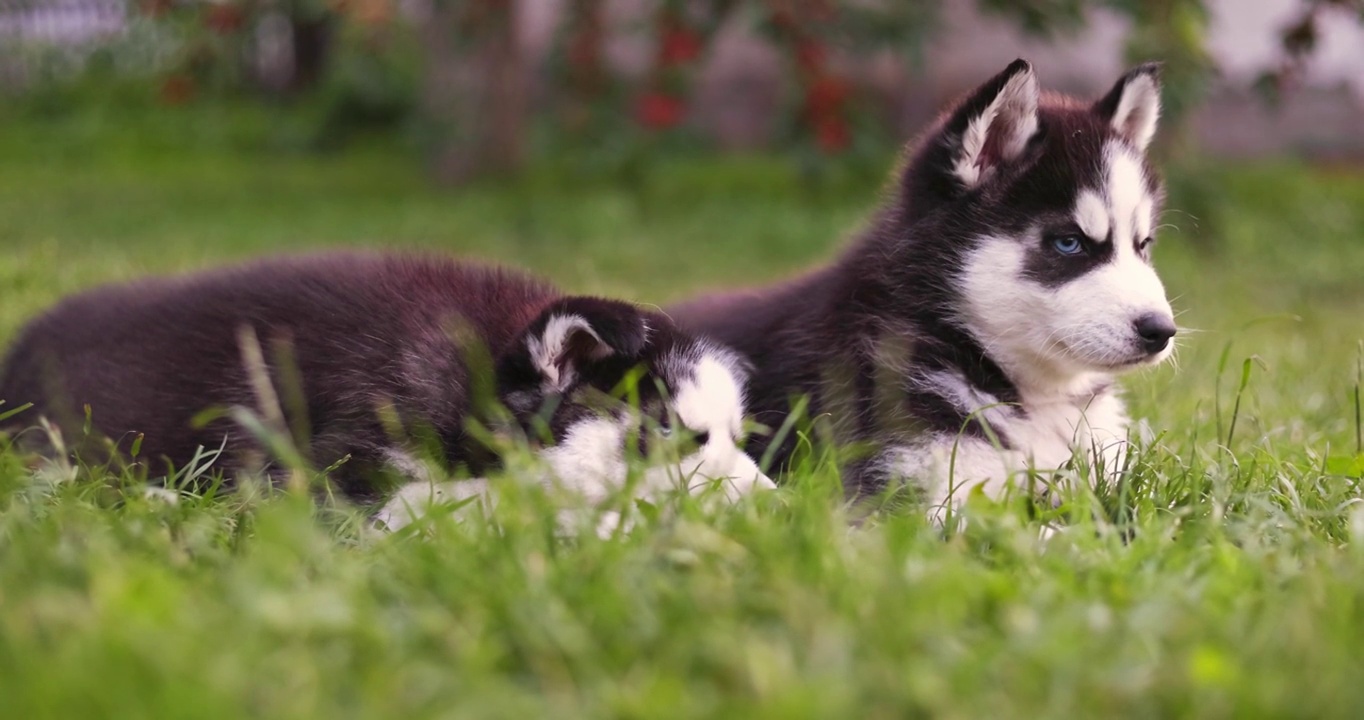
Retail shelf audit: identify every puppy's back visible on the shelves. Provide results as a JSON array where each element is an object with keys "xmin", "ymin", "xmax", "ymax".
[{"xmin": 0, "ymin": 252, "xmax": 560, "ymax": 486}]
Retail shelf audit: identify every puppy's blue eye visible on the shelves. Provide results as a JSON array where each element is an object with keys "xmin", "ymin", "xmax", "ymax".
[{"xmin": 1052, "ymin": 235, "xmax": 1085, "ymax": 256}]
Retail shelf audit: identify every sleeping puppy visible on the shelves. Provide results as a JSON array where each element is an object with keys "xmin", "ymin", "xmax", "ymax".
[
  {"xmin": 0, "ymin": 252, "xmax": 773, "ymax": 514},
  {"xmin": 375, "ymin": 325, "xmax": 771, "ymax": 534}
]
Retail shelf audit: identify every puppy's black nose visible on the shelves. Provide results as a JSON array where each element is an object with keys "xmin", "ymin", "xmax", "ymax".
[{"xmin": 1133, "ymin": 313, "xmax": 1176, "ymax": 354}]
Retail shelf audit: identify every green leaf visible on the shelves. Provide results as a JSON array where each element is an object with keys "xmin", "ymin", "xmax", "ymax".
[
  {"xmin": 0, "ymin": 401, "xmax": 34, "ymax": 424},
  {"xmin": 1326, "ymin": 455, "xmax": 1364, "ymax": 478}
]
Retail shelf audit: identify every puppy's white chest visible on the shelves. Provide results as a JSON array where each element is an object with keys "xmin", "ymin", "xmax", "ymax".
[{"xmin": 999, "ymin": 390, "xmax": 1129, "ymax": 470}]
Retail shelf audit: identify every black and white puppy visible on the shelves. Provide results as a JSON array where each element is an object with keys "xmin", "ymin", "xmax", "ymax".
[
  {"xmin": 671, "ymin": 60, "xmax": 1176, "ymax": 522},
  {"xmin": 0, "ymin": 252, "xmax": 772, "ymax": 511}
]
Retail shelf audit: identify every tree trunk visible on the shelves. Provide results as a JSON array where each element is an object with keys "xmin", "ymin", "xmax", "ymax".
[
  {"xmin": 561, "ymin": 0, "xmax": 606, "ymax": 134},
  {"xmin": 289, "ymin": 17, "xmax": 334, "ymax": 93},
  {"xmin": 421, "ymin": 0, "xmax": 525, "ymax": 185}
]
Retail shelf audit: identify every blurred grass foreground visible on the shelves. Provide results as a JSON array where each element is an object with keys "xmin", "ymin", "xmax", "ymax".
[{"xmin": 6, "ymin": 0, "xmax": 1364, "ymax": 718}]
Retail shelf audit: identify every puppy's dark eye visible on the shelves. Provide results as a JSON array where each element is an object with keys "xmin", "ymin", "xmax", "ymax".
[
  {"xmin": 693, "ymin": 431, "xmax": 710, "ymax": 446},
  {"xmin": 1050, "ymin": 234, "xmax": 1086, "ymax": 256},
  {"xmin": 1138, "ymin": 237, "xmax": 1155, "ymax": 252}
]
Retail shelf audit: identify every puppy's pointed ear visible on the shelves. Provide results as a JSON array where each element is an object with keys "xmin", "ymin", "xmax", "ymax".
[
  {"xmin": 518, "ymin": 298, "xmax": 650, "ymax": 392},
  {"xmin": 1094, "ymin": 63, "xmax": 1161, "ymax": 152},
  {"xmin": 941, "ymin": 58, "xmax": 1040, "ymax": 190}
]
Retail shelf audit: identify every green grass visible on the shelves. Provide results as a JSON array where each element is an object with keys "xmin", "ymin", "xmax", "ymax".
[{"xmin": 4, "ymin": 118, "xmax": 1364, "ymax": 718}]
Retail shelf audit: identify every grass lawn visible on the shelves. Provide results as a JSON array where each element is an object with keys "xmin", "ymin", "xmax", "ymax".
[{"xmin": 3, "ymin": 115, "xmax": 1364, "ymax": 718}]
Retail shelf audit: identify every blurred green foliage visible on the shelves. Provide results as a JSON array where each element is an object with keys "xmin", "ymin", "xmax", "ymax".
[{"xmin": 2, "ymin": 0, "xmax": 1359, "ymax": 178}]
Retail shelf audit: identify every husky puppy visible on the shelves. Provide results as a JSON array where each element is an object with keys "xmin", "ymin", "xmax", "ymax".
[
  {"xmin": 0, "ymin": 252, "xmax": 772, "ymax": 507},
  {"xmin": 671, "ymin": 60, "xmax": 1176, "ymax": 520}
]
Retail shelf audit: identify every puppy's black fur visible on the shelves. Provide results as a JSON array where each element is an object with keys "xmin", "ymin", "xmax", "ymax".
[
  {"xmin": 0, "ymin": 252, "xmax": 687, "ymax": 501},
  {"xmin": 669, "ymin": 61, "xmax": 1165, "ymax": 495}
]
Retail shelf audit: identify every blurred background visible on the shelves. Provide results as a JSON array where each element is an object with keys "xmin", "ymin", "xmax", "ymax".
[
  {"xmin": 4, "ymin": 0, "xmax": 1361, "ymax": 170},
  {"xmin": 2, "ymin": 0, "xmax": 1364, "ymax": 443}
]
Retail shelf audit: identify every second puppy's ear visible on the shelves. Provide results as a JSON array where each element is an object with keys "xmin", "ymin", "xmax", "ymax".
[{"xmin": 517, "ymin": 298, "xmax": 650, "ymax": 392}]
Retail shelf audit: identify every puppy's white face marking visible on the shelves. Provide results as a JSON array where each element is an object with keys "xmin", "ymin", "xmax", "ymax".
[
  {"xmin": 660, "ymin": 348, "xmax": 774, "ymax": 499},
  {"xmin": 1074, "ymin": 190, "xmax": 1109, "ymax": 242},
  {"xmin": 542, "ymin": 345, "xmax": 773, "ymax": 505},
  {"xmin": 1105, "ymin": 145, "xmax": 1148, "ymax": 245},
  {"xmin": 1046, "ymin": 144, "xmax": 1173, "ymax": 371},
  {"xmin": 959, "ymin": 141, "xmax": 1174, "ymax": 394}
]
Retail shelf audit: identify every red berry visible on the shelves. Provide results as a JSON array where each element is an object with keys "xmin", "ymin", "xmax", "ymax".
[
  {"xmin": 804, "ymin": 75, "xmax": 849, "ymax": 116},
  {"xmin": 815, "ymin": 116, "xmax": 850, "ymax": 153},
  {"xmin": 635, "ymin": 93, "xmax": 685, "ymax": 130},
  {"xmin": 660, "ymin": 28, "xmax": 702, "ymax": 66},
  {"xmin": 795, "ymin": 39, "xmax": 825, "ymax": 73}
]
